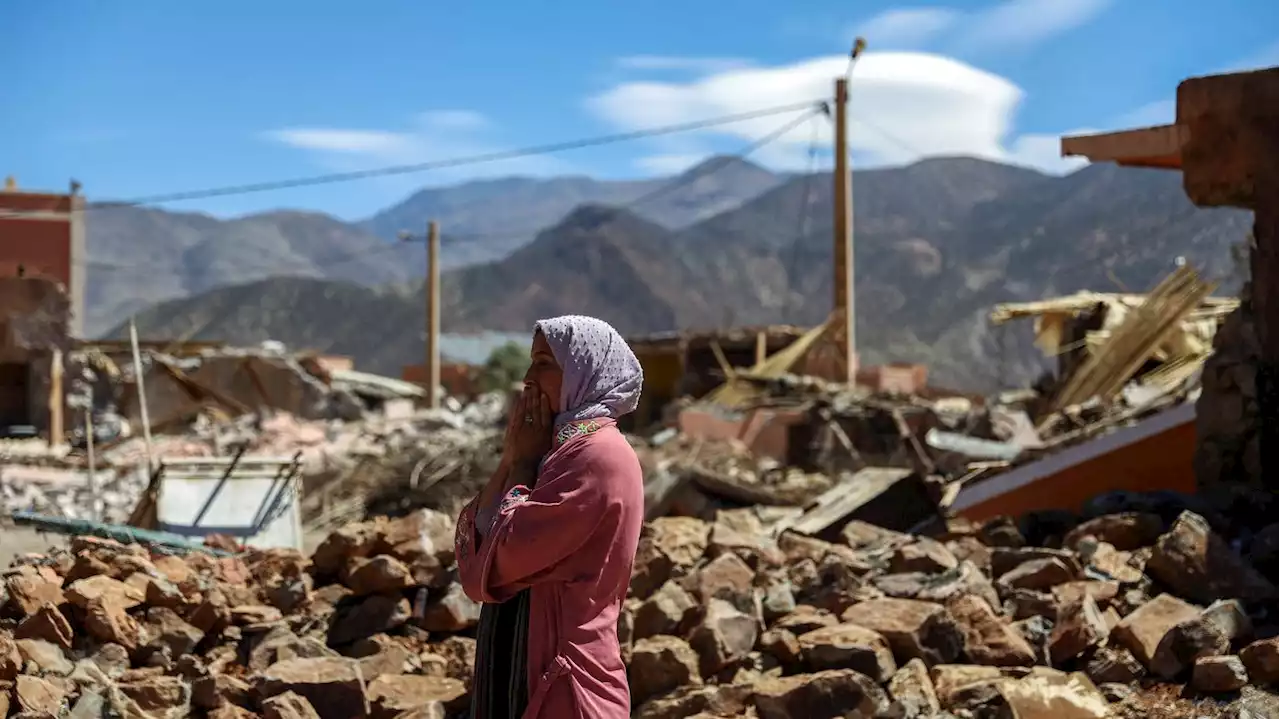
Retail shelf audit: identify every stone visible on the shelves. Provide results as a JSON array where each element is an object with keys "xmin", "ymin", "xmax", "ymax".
[
  {"xmin": 630, "ymin": 516, "xmax": 711, "ymax": 598},
  {"xmin": 1064, "ymin": 512, "xmax": 1164, "ymax": 551},
  {"xmin": 328, "ymin": 593, "xmax": 411, "ymax": 645},
  {"xmin": 262, "ymin": 691, "xmax": 322, "ymax": 719},
  {"xmin": 346, "ymin": 555, "xmax": 415, "ymax": 596},
  {"xmin": 351, "ymin": 636, "xmax": 415, "ymax": 678},
  {"xmin": 752, "ymin": 669, "xmax": 888, "ymax": 719},
  {"xmin": 145, "ymin": 576, "xmax": 187, "ymax": 609},
  {"xmin": 1048, "ymin": 595, "xmax": 1110, "ymax": 665},
  {"xmin": 249, "ymin": 626, "xmax": 340, "ymax": 672},
  {"xmin": 1085, "ymin": 645, "xmax": 1145, "ymax": 684},
  {"xmin": 231, "ymin": 604, "xmax": 285, "ymax": 625},
  {"xmin": 85, "ymin": 596, "xmax": 142, "ymax": 649},
  {"xmin": 842, "ymin": 598, "xmax": 963, "ymax": 666},
  {"xmin": 431, "ymin": 636, "xmax": 476, "ymax": 685},
  {"xmin": 633, "ymin": 683, "xmax": 752, "ymax": 719},
  {"xmin": 1014, "ymin": 615, "xmax": 1055, "ymax": 666},
  {"xmin": 629, "ymin": 635, "xmax": 703, "ymax": 704},
  {"xmin": 929, "ymin": 664, "xmax": 1015, "ymax": 712},
  {"xmin": 773, "ymin": 605, "xmax": 840, "ymax": 635},
  {"xmin": 0, "ymin": 635, "xmax": 20, "ymax": 680},
  {"xmin": 841, "ymin": 520, "xmax": 911, "ymax": 553},
  {"xmin": 892, "ymin": 538, "xmax": 959, "ymax": 573},
  {"xmin": 1192, "ymin": 655, "xmax": 1250, "ymax": 693},
  {"xmin": 90, "ymin": 642, "xmax": 131, "ymax": 677},
  {"xmin": 1098, "ymin": 682, "xmax": 1134, "ymax": 702},
  {"xmin": 1086, "ymin": 543, "xmax": 1145, "ymax": 584},
  {"xmin": 618, "ymin": 603, "xmax": 635, "ymax": 665},
  {"xmin": 1147, "ymin": 510, "xmax": 1277, "ymax": 605},
  {"xmin": 15, "ymin": 674, "xmax": 68, "ymax": 715},
  {"xmin": 14, "ymin": 638, "xmax": 73, "ymax": 676},
  {"xmin": 1112, "ymin": 593, "xmax": 1202, "ymax": 669},
  {"xmin": 1150, "ymin": 614, "xmax": 1233, "ymax": 680},
  {"xmin": 688, "ymin": 599, "xmax": 758, "ymax": 676},
  {"xmin": 948, "ymin": 594, "xmax": 1037, "ymax": 667},
  {"xmin": 997, "ymin": 557, "xmax": 1076, "ymax": 592},
  {"xmin": 796, "ymin": 623, "xmax": 897, "ymax": 681},
  {"xmin": 889, "ymin": 658, "xmax": 941, "ymax": 718},
  {"xmin": 144, "ymin": 606, "xmax": 206, "ymax": 657},
  {"xmin": 877, "ymin": 561, "xmax": 1001, "ymax": 610},
  {"xmin": 690, "ymin": 552, "xmax": 755, "ymax": 606},
  {"xmin": 759, "ymin": 629, "xmax": 802, "ymax": 666},
  {"xmin": 365, "ymin": 675, "xmax": 467, "ymax": 718},
  {"xmin": 15, "ymin": 602, "xmax": 73, "ymax": 649},
  {"xmin": 258, "ymin": 657, "xmax": 370, "ymax": 719},
  {"xmin": 707, "ymin": 517, "xmax": 784, "ymax": 568},
  {"xmin": 991, "ymin": 547, "xmax": 1082, "ymax": 578},
  {"xmin": 997, "ymin": 669, "xmax": 1111, "ymax": 719},
  {"xmin": 419, "ymin": 582, "xmax": 480, "ymax": 632},
  {"xmin": 118, "ymin": 675, "xmax": 191, "ymax": 718},
  {"xmin": 777, "ymin": 531, "xmax": 871, "ymax": 572},
  {"xmin": 1239, "ymin": 637, "xmax": 1279, "ymax": 686},
  {"xmin": 5, "ymin": 573, "xmax": 66, "ymax": 616},
  {"xmin": 65, "ymin": 574, "xmax": 145, "ymax": 610},
  {"xmin": 1007, "ymin": 588, "xmax": 1058, "ymax": 620},
  {"xmin": 310, "ymin": 519, "xmax": 385, "ymax": 577},
  {"xmin": 191, "ymin": 674, "xmax": 253, "ymax": 710},
  {"xmin": 948, "ymin": 536, "xmax": 994, "ymax": 574},
  {"xmin": 634, "ymin": 581, "xmax": 697, "ymax": 639},
  {"xmin": 1052, "ymin": 581, "xmax": 1120, "ymax": 608}
]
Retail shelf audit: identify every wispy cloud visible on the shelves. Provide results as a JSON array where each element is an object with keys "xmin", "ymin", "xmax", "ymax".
[
  {"xmin": 615, "ymin": 55, "xmax": 750, "ymax": 73},
  {"xmin": 954, "ymin": 0, "xmax": 1113, "ymax": 53},
  {"xmin": 853, "ymin": 8, "xmax": 960, "ymax": 49}
]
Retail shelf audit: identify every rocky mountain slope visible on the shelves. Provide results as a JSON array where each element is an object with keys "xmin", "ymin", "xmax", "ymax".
[
  {"xmin": 112, "ymin": 157, "xmax": 1251, "ymax": 390},
  {"xmin": 85, "ymin": 158, "xmax": 784, "ymax": 335}
]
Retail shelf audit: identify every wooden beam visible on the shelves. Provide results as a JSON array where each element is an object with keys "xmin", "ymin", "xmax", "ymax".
[{"xmin": 1061, "ymin": 124, "xmax": 1186, "ymax": 170}]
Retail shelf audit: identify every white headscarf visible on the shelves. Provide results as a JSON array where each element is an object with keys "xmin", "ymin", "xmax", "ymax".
[{"xmin": 533, "ymin": 315, "xmax": 643, "ymax": 426}]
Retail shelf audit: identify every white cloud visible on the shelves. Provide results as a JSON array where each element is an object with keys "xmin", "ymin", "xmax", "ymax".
[
  {"xmin": 854, "ymin": 8, "xmax": 959, "ymax": 48},
  {"xmin": 953, "ymin": 0, "xmax": 1112, "ymax": 53},
  {"xmin": 615, "ymin": 55, "xmax": 750, "ymax": 73},
  {"xmin": 588, "ymin": 51, "xmax": 1082, "ymax": 174},
  {"xmin": 263, "ymin": 110, "xmax": 570, "ymax": 190}
]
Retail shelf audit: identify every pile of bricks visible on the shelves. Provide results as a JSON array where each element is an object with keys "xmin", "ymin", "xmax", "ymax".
[{"xmin": 0, "ymin": 502, "xmax": 1276, "ymax": 718}]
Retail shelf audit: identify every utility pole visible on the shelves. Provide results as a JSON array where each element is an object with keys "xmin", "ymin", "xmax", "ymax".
[
  {"xmin": 833, "ymin": 37, "xmax": 866, "ymax": 386},
  {"xmin": 399, "ymin": 222, "xmax": 442, "ymax": 408},
  {"xmin": 425, "ymin": 221, "xmax": 441, "ymax": 409},
  {"xmin": 833, "ymin": 76, "xmax": 856, "ymax": 385}
]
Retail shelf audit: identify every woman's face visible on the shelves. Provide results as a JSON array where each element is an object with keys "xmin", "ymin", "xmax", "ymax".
[{"xmin": 524, "ymin": 330, "xmax": 563, "ymax": 414}]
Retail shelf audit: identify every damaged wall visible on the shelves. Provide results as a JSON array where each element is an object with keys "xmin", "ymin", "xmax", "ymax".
[
  {"xmin": 0, "ymin": 277, "xmax": 72, "ymax": 433},
  {"xmin": 1195, "ymin": 306, "xmax": 1262, "ymax": 492}
]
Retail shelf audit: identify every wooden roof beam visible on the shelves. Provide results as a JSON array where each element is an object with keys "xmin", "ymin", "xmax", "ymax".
[{"xmin": 1061, "ymin": 124, "xmax": 1186, "ymax": 170}]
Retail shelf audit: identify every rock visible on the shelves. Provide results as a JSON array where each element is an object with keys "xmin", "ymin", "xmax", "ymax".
[
  {"xmin": 5, "ymin": 573, "xmax": 66, "ymax": 616},
  {"xmin": 752, "ymin": 669, "xmax": 888, "ymax": 719},
  {"xmin": 997, "ymin": 669, "xmax": 1111, "ymax": 719},
  {"xmin": 1007, "ymin": 588, "xmax": 1058, "ymax": 620},
  {"xmin": 144, "ymin": 607, "xmax": 206, "ymax": 657},
  {"xmin": 1239, "ymin": 637, "xmax": 1279, "ymax": 686},
  {"xmin": 118, "ymin": 675, "xmax": 191, "ymax": 718},
  {"xmin": 328, "ymin": 594, "xmax": 411, "ymax": 645},
  {"xmin": 892, "ymin": 538, "xmax": 958, "ymax": 573},
  {"xmin": 629, "ymin": 636, "xmax": 703, "ymax": 704},
  {"xmin": 997, "ymin": 557, "xmax": 1076, "ymax": 592},
  {"xmin": 65, "ymin": 574, "xmax": 145, "ymax": 610},
  {"xmin": 630, "ymin": 517, "xmax": 711, "ymax": 598},
  {"xmin": 1098, "ymin": 681, "xmax": 1134, "ymax": 702},
  {"xmin": 15, "ymin": 602, "xmax": 74, "ymax": 649},
  {"xmin": 618, "ymin": 603, "xmax": 635, "ymax": 665},
  {"xmin": 708, "ymin": 515, "xmax": 784, "ymax": 568},
  {"xmin": 930, "ymin": 664, "xmax": 1015, "ymax": 712},
  {"xmin": 877, "ymin": 561, "xmax": 1001, "ymax": 610},
  {"xmin": 346, "ymin": 555, "xmax": 415, "ymax": 596},
  {"xmin": 1222, "ymin": 686, "xmax": 1280, "ymax": 719},
  {"xmin": 1147, "ymin": 511, "xmax": 1277, "ymax": 605},
  {"xmin": 796, "ymin": 624, "xmax": 897, "ymax": 681},
  {"xmin": 842, "ymin": 598, "xmax": 963, "ymax": 666},
  {"xmin": 1150, "ymin": 613, "xmax": 1233, "ymax": 680},
  {"xmin": 1065, "ymin": 512, "xmax": 1164, "ymax": 551},
  {"xmin": 262, "ymin": 691, "xmax": 322, "ymax": 719},
  {"xmin": 144, "ymin": 575, "xmax": 187, "ymax": 609},
  {"xmin": 0, "ymin": 635, "xmax": 20, "ymax": 680},
  {"xmin": 992, "ymin": 547, "xmax": 1081, "ymax": 578},
  {"xmin": 1085, "ymin": 645, "xmax": 1145, "ymax": 684},
  {"xmin": 777, "ymin": 531, "xmax": 870, "ymax": 572},
  {"xmin": 83, "ymin": 596, "xmax": 142, "ymax": 649},
  {"xmin": 689, "ymin": 552, "xmax": 755, "ymax": 606},
  {"xmin": 948, "ymin": 594, "xmax": 1037, "ymax": 667},
  {"xmin": 15, "ymin": 675, "xmax": 68, "ymax": 715},
  {"xmin": 1048, "ymin": 595, "xmax": 1110, "ymax": 665},
  {"xmin": 759, "ymin": 629, "xmax": 802, "ymax": 666},
  {"xmin": 1086, "ymin": 542, "xmax": 1145, "ymax": 584},
  {"xmin": 258, "ymin": 657, "xmax": 370, "ymax": 719},
  {"xmin": 1014, "ymin": 615, "xmax": 1055, "ymax": 666},
  {"xmin": 89, "ymin": 642, "xmax": 131, "ymax": 677},
  {"xmin": 888, "ymin": 658, "xmax": 941, "ymax": 718},
  {"xmin": 634, "ymin": 581, "xmax": 697, "ymax": 639},
  {"xmin": 15, "ymin": 638, "xmax": 73, "ymax": 675},
  {"xmin": 419, "ymin": 583, "xmax": 480, "ymax": 632},
  {"xmin": 191, "ymin": 674, "xmax": 253, "ymax": 710},
  {"xmin": 633, "ymin": 683, "xmax": 752, "ymax": 719},
  {"xmin": 688, "ymin": 599, "xmax": 758, "ymax": 676},
  {"xmin": 1192, "ymin": 655, "xmax": 1249, "ymax": 693},
  {"xmin": 365, "ymin": 675, "xmax": 467, "ymax": 718},
  {"xmin": 1052, "ymin": 581, "xmax": 1120, "ymax": 608},
  {"xmin": 773, "ymin": 605, "xmax": 840, "ymax": 635},
  {"xmin": 760, "ymin": 575, "xmax": 796, "ymax": 621},
  {"xmin": 231, "ymin": 604, "xmax": 285, "ymax": 625},
  {"xmin": 841, "ymin": 520, "xmax": 911, "ymax": 552},
  {"xmin": 1112, "ymin": 593, "xmax": 1201, "ymax": 670}
]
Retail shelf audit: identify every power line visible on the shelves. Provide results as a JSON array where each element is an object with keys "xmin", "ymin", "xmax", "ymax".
[
  {"xmin": 0, "ymin": 99, "xmax": 826, "ymax": 219},
  {"xmin": 81, "ymin": 106, "xmax": 824, "ymax": 276}
]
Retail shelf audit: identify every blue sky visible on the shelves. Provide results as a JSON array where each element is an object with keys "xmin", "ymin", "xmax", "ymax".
[{"xmin": 2, "ymin": 0, "xmax": 1275, "ymax": 220}]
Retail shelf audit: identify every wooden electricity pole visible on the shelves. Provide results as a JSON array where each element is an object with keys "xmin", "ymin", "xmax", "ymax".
[
  {"xmin": 833, "ymin": 76, "xmax": 856, "ymax": 384},
  {"xmin": 425, "ymin": 220, "xmax": 441, "ymax": 409}
]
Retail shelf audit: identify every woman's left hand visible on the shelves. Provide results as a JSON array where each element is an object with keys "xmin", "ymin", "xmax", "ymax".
[{"xmin": 506, "ymin": 385, "xmax": 552, "ymax": 467}]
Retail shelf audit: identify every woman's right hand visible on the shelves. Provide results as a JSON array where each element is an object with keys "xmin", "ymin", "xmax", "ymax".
[{"xmin": 502, "ymin": 385, "xmax": 552, "ymax": 468}]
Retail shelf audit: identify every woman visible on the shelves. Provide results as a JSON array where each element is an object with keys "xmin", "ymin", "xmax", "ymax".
[{"xmin": 455, "ymin": 315, "xmax": 645, "ymax": 719}]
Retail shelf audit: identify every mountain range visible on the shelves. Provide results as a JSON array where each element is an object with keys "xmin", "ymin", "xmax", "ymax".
[{"xmin": 100, "ymin": 156, "xmax": 1252, "ymax": 391}]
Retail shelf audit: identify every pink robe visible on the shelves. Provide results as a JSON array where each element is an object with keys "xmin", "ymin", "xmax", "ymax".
[{"xmin": 456, "ymin": 420, "xmax": 643, "ymax": 718}]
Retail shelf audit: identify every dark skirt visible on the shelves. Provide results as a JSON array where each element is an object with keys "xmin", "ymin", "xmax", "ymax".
[{"xmin": 470, "ymin": 589, "xmax": 531, "ymax": 719}]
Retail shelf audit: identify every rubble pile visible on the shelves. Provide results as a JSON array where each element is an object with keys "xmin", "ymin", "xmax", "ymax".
[{"xmin": 1, "ymin": 494, "xmax": 1275, "ymax": 718}]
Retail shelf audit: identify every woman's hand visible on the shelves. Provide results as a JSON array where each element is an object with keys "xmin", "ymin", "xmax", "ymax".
[{"xmin": 503, "ymin": 385, "xmax": 552, "ymax": 468}]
